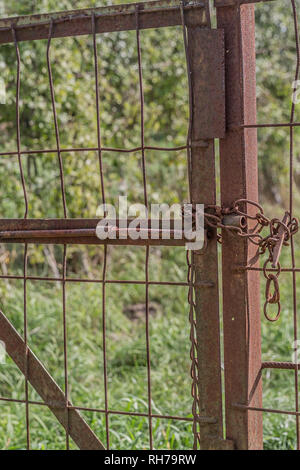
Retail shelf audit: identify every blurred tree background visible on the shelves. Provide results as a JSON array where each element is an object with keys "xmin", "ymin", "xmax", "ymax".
[
  {"xmin": 0, "ymin": 0, "xmax": 191, "ymax": 274},
  {"xmin": 0, "ymin": 0, "xmax": 299, "ymax": 218},
  {"xmin": 0, "ymin": 0, "xmax": 189, "ymax": 219},
  {"xmin": 0, "ymin": 0, "xmax": 298, "ymax": 272},
  {"xmin": 0, "ymin": 0, "xmax": 299, "ymax": 217}
]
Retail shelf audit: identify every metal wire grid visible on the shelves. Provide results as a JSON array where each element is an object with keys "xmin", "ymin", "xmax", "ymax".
[
  {"xmin": 228, "ymin": 0, "xmax": 300, "ymax": 450},
  {"xmin": 0, "ymin": 4, "xmax": 195, "ymax": 450},
  {"xmin": 2, "ymin": 0, "xmax": 300, "ymax": 451}
]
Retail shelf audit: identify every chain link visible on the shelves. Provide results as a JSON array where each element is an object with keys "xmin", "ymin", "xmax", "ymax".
[
  {"xmin": 206, "ymin": 199, "xmax": 298, "ymax": 321},
  {"xmin": 186, "ymin": 199, "xmax": 298, "ymax": 331},
  {"xmin": 185, "ymin": 200, "xmax": 298, "ymax": 445},
  {"xmin": 186, "ymin": 250, "xmax": 201, "ymax": 449}
]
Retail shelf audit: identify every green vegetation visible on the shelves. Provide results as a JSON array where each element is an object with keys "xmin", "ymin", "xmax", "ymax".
[
  {"xmin": 0, "ymin": 247, "xmax": 192, "ymax": 450},
  {"xmin": 0, "ymin": 0, "xmax": 300, "ymax": 450}
]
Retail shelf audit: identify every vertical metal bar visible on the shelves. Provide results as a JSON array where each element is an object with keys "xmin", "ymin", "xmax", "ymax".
[
  {"xmin": 102, "ymin": 245, "xmax": 109, "ymax": 449},
  {"xmin": 91, "ymin": 14, "xmax": 110, "ymax": 449},
  {"xmin": 289, "ymin": 0, "xmax": 300, "ymax": 450},
  {"xmin": 23, "ymin": 243, "xmax": 30, "ymax": 449},
  {"xmin": 11, "ymin": 27, "xmax": 28, "ymax": 219},
  {"xmin": 12, "ymin": 24, "xmax": 30, "ymax": 449},
  {"xmin": 46, "ymin": 18, "xmax": 71, "ymax": 445},
  {"xmin": 62, "ymin": 244, "xmax": 69, "ymax": 449},
  {"xmin": 47, "ymin": 20, "xmax": 67, "ymax": 219},
  {"xmin": 135, "ymin": 5, "xmax": 153, "ymax": 450},
  {"xmin": 92, "ymin": 13, "xmax": 106, "ymax": 204},
  {"xmin": 216, "ymin": 3, "xmax": 263, "ymax": 449},
  {"xmin": 183, "ymin": 11, "xmax": 227, "ymax": 449}
]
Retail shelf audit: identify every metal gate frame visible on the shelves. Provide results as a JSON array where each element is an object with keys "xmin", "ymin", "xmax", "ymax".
[
  {"xmin": 215, "ymin": 0, "xmax": 300, "ymax": 451},
  {"xmin": 2, "ymin": 0, "xmax": 292, "ymax": 450},
  {"xmin": 0, "ymin": 0, "xmax": 228, "ymax": 450},
  {"xmin": 216, "ymin": 0, "xmax": 263, "ymax": 450}
]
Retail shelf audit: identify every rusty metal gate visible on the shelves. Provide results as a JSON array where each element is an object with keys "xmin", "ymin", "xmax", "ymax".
[{"xmin": 0, "ymin": 0, "xmax": 300, "ymax": 451}]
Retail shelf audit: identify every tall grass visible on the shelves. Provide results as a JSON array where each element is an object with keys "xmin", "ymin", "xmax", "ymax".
[{"xmin": 0, "ymin": 241, "xmax": 299, "ymax": 450}]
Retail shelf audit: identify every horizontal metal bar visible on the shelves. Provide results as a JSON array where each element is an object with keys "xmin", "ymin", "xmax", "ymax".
[
  {"xmin": 0, "ymin": 275, "xmax": 215, "ymax": 289},
  {"xmin": 0, "ymin": 396, "xmax": 217, "ymax": 424},
  {"xmin": 0, "ymin": 219, "xmax": 205, "ymax": 247},
  {"xmin": 214, "ymin": 0, "xmax": 276, "ymax": 7},
  {"xmin": 227, "ymin": 122, "xmax": 300, "ymax": 132},
  {"xmin": 0, "ymin": 274, "xmax": 214, "ymax": 288},
  {"xmin": 0, "ymin": 145, "xmax": 187, "ymax": 157},
  {"xmin": 244, "ymin": 266, "xmax": 300, "ymax": 273},
  {"xmin": 0, "ymin": 1, "xmax": 208, "ymax": 45},
  {"xmin": 242, "ymin": 122, "xmax": 300, "ymax": 129},
  {"xmin": 261, "ymin": 362, "xmax": 299, "ymax": 371},
  {"xmin": 0, "ymin": 227, "xmax": 186, "ymax": 246},
  {"xmin": 233, "ymin": 403, "xmax": 300, "ymax": 418},
  {"xmin": 0, "ymin": 236, "xmax": 185, "ymax": 246}
]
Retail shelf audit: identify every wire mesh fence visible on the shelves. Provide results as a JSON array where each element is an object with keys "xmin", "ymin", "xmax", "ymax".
[
  {"xmin": 1, "ymin": 0, "xmax": 300, "ymax": 451},
  {"xmin": 223, "ymin": 0, "xmax": 300, "ymax": 450},
  {"xmin": 0, "ymin": 0, "xmax": 206, "ymax": 450}
]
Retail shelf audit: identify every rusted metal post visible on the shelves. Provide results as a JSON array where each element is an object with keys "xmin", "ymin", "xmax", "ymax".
[
  {"xmin": 215, "ymin": 2, "xmax": 263, "ymax": 449},
  {"xmin": 187, "ymin": 23, "xmax": 233, "ymax": 449}
]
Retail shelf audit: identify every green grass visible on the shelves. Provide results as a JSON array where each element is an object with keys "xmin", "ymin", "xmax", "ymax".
[
  {"xmin": 0, "ymin": 245, "xmax": 193, "ymax": 450},
  {"xmin": 0, "ymin": 240, "xmax": 299, "ymax": 450}
]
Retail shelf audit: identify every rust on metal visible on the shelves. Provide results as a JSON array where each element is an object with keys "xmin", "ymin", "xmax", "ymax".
[
  {"xmin": 0, "ymin": 218, "xmax": 206, "ymax": 246},
  {"xmin": 0, "ymin": 1, "xmax": 208, "ymax": 44},
  {"xmin": 3, "ymin": 0, "xmax": 300, "ymax": 452},
  {"xmin": 0, "ymin": 0, "xmax": 213, "ymax": 449},
  {"xmin": 198, "ymin": 438, "xmax": 234, "ymax": 450},
  {"xmin": 0, "ymin": 310, "xmax": 105, "ymax": 450},
  {"xmin": 188, "ymin": 30, "xmax": 225, "ymax": 139},
  {"xmin": 214, "ymin": 0, "xmax": 276, "ymax": 6},
  {"xmin": 271, "ymin": 212, "xmax": 290, "ymax": 268},
  {"xmin": 261, "ymin": 362, "xmax": 299, "ymax": 371},
  {"xmin": 184, "ymin": 9, "xmax": 225, "ymax": 447},
  {"xmin": 216, "ymin": 2, "xmax": 263, "ymax": 450},
  {"xmin": 0, "ymin": 144, "xmax": 188, "ymax": 157},
  {"xmin": 222, "ymin": 214, "xmax": 246, "ymax": 228}
]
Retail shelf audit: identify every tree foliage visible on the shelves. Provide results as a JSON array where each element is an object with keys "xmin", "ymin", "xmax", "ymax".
[
  {"xmin": 0, "ymin": 0, "xmax": 299, "ymax": 217},
  {"xmin": 0, "ymin": 0, "xmax": 189, "ymax": 222}
]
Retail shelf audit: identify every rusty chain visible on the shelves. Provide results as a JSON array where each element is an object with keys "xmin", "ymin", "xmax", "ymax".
[
  {"xmin": 187, "ymin": 199, "xmax": 298, "ymax": 325},
  {"xmin": 186, "ymin": 199, "xmax": 298, "ymax": 447},
  {"xmin": 186, "ymin": 249, "xmax": 201, "ymax": 449},
  {"xmin": 206, "ymin": 199, "xmax": 298, "ymax": 322}
]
